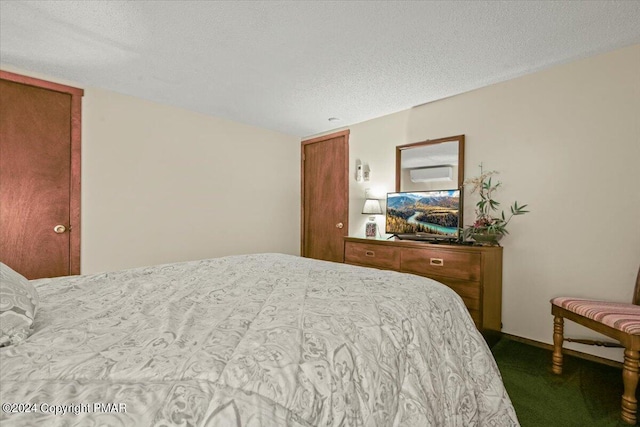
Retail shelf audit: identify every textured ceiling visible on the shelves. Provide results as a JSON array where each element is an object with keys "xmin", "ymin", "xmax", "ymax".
[{"xmin": 1, "ymin": 1, "xmax": 639, "ymax": 137}]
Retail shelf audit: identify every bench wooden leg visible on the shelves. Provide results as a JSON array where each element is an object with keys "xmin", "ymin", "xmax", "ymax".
[
  {"xmin": 552, "ymin": 315, "xmax": 564, "ymax": 375},
  {"xmin": 621, "ymin": 349, "xmax": 639, "ymax": 425}
]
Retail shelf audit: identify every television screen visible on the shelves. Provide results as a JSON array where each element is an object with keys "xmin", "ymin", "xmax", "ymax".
[{"xmin": 386, "ymin": 190, "xmax": 460, "ymax": 239}]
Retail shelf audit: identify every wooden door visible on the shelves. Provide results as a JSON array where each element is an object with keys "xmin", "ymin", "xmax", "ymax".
[
  {"xmin": 301, "ymin": 130, "xmax": 349, "ymax": 262},
  {"xmin": 0, "ymin": 71, "xmax": 83, "ymax": 279}
]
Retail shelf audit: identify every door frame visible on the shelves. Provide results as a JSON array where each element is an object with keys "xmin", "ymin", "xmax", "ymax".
[
  {"xmin": 300, "ymin": 129, "xmax": 350, "ymax": 257},
  {"xmin": 0, "ymin": 70, "xmax": 83, "ymax": 274}
]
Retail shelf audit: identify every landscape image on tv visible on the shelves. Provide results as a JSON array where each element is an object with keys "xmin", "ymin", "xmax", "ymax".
[{"xmin": 386, "ymin": 190, "xmax": 460, "ymax": 237}]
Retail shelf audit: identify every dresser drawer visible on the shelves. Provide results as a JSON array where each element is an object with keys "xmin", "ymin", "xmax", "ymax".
[
  {"xmin": 437, "ymin": 278, "xmax": 481, "ymax": 311},
  {"xmin": 401, "ymin": 248, "xmax": 481, "ymax": 281},
  {"xmin": 345, "ymin": 242, "xmax": 400, "ymax": 270}
]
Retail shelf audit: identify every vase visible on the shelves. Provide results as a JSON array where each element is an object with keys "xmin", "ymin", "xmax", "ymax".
[{"xmin": 471, "ymin": 232, "xmax": 503, "ymax": 245}]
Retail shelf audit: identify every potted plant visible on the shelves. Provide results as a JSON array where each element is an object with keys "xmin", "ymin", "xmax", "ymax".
[{"xmin": 463, "ymin": 164, "xmax": 529, "ymax": 245}]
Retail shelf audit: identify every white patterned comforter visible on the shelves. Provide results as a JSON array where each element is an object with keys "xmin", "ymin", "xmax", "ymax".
[{"xmin": 0, "ymin": 253, "xmax": 519, "ymax": 426}]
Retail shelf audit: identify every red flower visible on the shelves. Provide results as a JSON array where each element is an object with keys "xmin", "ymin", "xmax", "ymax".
[{"xmin": 473, "ymin": 217, "xmax": 494, "ymax": 228}]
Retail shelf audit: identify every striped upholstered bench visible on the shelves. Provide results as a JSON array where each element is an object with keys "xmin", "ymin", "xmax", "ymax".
[{"xmin": 551, "ymin": 267, "xmax": 640, "ymax": 425}]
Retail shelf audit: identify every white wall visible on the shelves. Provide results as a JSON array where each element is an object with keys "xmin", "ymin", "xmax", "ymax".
[
  {"xmin": 314, "ymin": 44, "xmax": 640, "ymax": 362},
  {"xmin": 2, "ymin": 65, "xmax": 301, "ymax": 274}
]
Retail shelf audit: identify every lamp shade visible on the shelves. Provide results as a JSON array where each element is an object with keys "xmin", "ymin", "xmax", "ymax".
[{"xmin": 362, "ymin": 199, "xmax": 383, "ymax": 215}]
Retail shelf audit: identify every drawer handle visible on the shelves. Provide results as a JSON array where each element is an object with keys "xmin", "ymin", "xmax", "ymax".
[
  {"xmin": 430, "ymin": 258, "xmax": 444, "ymax": 266},
  {"xmin": 365, "ymin": 250, "xmax": 375, "ymax": 257}
]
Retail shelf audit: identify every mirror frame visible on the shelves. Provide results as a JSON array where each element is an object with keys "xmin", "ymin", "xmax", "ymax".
[{"xmin": 395, "ymin": 134, "xmax": 465, "ymax": 191}]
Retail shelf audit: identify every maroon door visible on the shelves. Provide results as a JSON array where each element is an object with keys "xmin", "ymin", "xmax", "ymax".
[
  {"xmin": 301, "ymin": 130, "xmax": 349, "ymax": 262},
  {"xmin": 0, "ymin": 73, "xmax": 82, "ymax": 279}
]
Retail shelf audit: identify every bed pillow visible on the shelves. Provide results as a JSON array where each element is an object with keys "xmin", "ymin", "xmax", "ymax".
[{"xmin": 0, "ymin": 262, "xmax": 39, "ymax": 347}]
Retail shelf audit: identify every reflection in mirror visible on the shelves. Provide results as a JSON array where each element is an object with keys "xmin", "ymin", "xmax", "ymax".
[{"xmin": 396, "ymin": 135, "xmax": 465, "ymax": 192}]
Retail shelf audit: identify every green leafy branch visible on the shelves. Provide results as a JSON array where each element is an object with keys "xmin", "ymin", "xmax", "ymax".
[{"xmin": 463, "ymin": 163, "xmax": 529, "ymax": 239}]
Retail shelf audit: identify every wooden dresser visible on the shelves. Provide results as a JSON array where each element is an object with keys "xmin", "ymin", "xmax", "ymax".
[{"xmin": 344, "ymin": 237, "xmax": 503, "ymax": 331}]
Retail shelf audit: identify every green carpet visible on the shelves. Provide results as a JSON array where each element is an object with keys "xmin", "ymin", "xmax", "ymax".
[{"xmin": 491, "ymin": 338, "xmax": 636, "ymax": 427}]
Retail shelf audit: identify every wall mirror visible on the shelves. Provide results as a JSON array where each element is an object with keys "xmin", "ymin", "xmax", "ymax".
[{"xmin": 395, "ymin": 134, "xmax": 465, "ymax": 192}]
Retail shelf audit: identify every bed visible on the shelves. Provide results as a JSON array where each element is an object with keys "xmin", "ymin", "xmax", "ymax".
[{"xmin": 0, "ymin": 253, "xmax": 519, "ymax": 426}]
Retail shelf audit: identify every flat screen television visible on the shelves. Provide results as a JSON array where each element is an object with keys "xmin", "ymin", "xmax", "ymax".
[{"xmin": 386, "ymin": 190, "xmax": 461, "ymax": 241}]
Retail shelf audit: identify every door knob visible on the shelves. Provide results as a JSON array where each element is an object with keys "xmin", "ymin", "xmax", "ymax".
[
  {"xmin": 336, "ymin": 223, "xmax": 344, "ymax": 229},
  {"xmin": 54, "ymin": 225, "xmax": 66, "ymax": 234}
]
